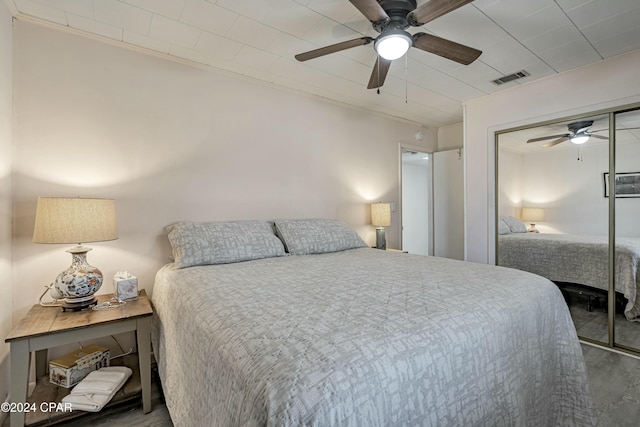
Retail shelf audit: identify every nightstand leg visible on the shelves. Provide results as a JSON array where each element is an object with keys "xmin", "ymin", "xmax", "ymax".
[
  {"xmin": 137, "ymin": 317, "xmax": 152, "ymax": 414},
  {"xmin": 35, "ymin": 349, "xmax": 48, "ymax": 377},
  {"xmin": 10, "ymin": 340, "xmax": 30, "ymax": 427}
]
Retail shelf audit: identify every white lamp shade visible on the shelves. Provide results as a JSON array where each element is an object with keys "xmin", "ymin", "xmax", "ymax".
[
  {"xmin": 521, "ymin": 207, "xmax": 545, "ymax": 222},
  {"xmin": 570, "ymin": 135, "xmax": 590, "ymax": 144},
  {"xmin": 375, "ymin": 31, "xmax": 412, "ymax": 60},
  {"xmin": 33, "ymin": 197, "xmax": 118, "ymax": 244},
  {"xmin": 371, "ymin": 203, "xmax": 391, "ymax": 227}
]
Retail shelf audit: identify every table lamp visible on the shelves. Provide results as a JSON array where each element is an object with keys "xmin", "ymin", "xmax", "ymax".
[
  {"xmin": 521, "ymin": 207, "xmax": 545, "ymax": 233},
  {"xmin": 33, "ymin": 197, "xmax": 118, "ymax": 311},
  {"xmin": 371, "ymin": 202, "xmax": 391, "ymax": 250}
]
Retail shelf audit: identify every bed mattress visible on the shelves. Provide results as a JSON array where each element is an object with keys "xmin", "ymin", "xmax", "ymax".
[{"xmin": 152, "ymin": 248, "xmax": 594, "ymax": 426}]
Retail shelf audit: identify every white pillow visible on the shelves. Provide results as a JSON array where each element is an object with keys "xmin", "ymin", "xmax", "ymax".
[
  {"xmin": 502, "ymin": 216, "xmax": 528, "ymax": 233},
  {"xmin": 497, "ymin": 217, "xmax": 511, "ymax": 235}
]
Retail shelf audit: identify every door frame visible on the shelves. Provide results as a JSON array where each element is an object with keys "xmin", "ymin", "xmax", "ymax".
[{"xmin": 399, "ymin": 143, "xmax": 434, "ymax": 255}]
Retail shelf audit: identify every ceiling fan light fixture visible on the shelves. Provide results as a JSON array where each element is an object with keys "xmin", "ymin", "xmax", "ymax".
[
  {"xmin": 570, "ymin": 135, "xmax": 590, "ymax": 145},
  {"xmin": 375, "ymin": 30, "xmax": 412, "ymax": 60}
]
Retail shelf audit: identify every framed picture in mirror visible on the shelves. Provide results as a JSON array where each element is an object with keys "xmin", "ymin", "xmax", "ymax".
[{"xmin": 603, "ymin": 172, "xmax": 640, "ymax": 198}]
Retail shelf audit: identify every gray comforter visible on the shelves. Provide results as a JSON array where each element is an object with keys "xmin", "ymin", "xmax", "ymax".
[
  {"xmin": 152, "ymin": 248, "xmax": 594, "ymax": 426},
  {"xmin": 498, "ymin": 233, "xmax": 640, "ymax": 320}
]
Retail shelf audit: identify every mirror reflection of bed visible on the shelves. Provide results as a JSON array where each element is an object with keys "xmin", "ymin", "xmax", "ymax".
[{"xmin": 496, "ymin": 108, "xmax": 640, "ymax": 353}]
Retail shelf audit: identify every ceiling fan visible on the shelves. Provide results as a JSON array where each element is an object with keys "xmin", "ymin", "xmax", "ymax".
[
  {"xmin": 526, "ymin": 121, "xmax": 609, "ymax": 148},
  {"xmin": 295, "ymin": 0, "xmax": 482, "ymax": 90}
]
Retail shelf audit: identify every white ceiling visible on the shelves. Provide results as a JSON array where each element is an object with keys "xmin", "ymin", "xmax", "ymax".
[
  {"xmin": 498, "ymin": 109, "xmax": 640, "ymax": 154},
  {"xmin": 8, "ymin": 0, "xmax": 640, "ymax": 127}
]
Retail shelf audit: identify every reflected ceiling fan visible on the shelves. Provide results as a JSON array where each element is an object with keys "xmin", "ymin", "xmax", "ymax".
[
  {"xmin": 526, "ymin": 121, "xmax": 609, "ymax": 148},
  {"xmin": 295, "ymin": 0, "xmax": 482, "ymax": 90}
]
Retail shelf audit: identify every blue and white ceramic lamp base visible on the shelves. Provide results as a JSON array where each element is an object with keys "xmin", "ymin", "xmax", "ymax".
[{"xmin": 55, "ymin": 246, "xmax": 103, "ymax": 311}]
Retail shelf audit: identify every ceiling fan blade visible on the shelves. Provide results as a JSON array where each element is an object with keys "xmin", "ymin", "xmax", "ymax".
[
  {"xmin": 408, "ymin": 0, "xmax": 474, "ymax": 26},
  {"xmin": 367, "ymin": 57, "xmax": 392, "ymax": 89},
  {"xmin": 413, "ymin": 33, "xmax": 481, "ymax": 65},
  {"xmin": 527, "ymin": 133, "xmax": 570, "ymax": 143},
  {"xmin": 348, "ymin": 0, "xmax": 389, "ymax": 23},
  {"xmin": 589, "ymin": 135, "xmax": 608, "ymax": 140},
  {"xmin": 295, "ymin": 37, "xmax": 374, "ymax": 62},
  {"xmin": 543, "ymin": 137, "xmax": 569, "ymax": 148}
]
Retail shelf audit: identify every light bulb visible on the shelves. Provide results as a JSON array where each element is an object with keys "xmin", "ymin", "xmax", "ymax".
[
  {"xmin": 570, "ymin": 135, "xmax": 590, "ymax": 144},
  {"xmin": 375, "ymin": 31, "xmax": 412, "ymax": 60}
]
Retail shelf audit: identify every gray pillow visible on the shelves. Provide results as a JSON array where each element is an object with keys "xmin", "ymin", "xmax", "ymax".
[
  {"xmin": 497, "ymin": 217, "xmax": 511, "ymax": 235},
  {"xmin": 274, "ymin": 219, "xmax": 368, "ymax": 255},
  {"xmin": 502, "ymin": 216, "xmax": 527, "ymax": 233},
  {"xmin": 167, "ymin": 220, "xmax": 286, "ymax": 268}
]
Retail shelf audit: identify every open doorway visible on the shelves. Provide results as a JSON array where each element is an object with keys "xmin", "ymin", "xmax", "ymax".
[{"xmin": 401, "ymin": 149, "xmax": 432, "ymax": 255}]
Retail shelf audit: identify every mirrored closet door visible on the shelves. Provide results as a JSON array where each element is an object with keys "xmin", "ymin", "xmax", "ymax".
[
  {"xmin": 614, "ymin": 107, "xmax": 640, "ymax": 352},
  {"xmin": 495, "ymin": 104, "xmax": 640, "ymax": 355}
]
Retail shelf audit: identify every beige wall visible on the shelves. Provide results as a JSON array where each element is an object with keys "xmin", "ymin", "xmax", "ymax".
[
  {"xmin": 0, "ymin": 0, "xmax": 13, "ymax": 408},
  {"xmin": 464, "ymin": 49, "xmax": 640, "ymax": 264},
  {"xmin": 11, "ymin": 20, "xmax": 434, "ymax": 323}
]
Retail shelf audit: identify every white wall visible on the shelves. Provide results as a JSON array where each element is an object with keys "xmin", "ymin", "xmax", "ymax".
[
  {"xmin": 499, "ymin": 144, "xmax": 608, "ymax": 235},
  {"xmin": 0, "ymin": 0, "xmax": 13, "ymax": 409},
  {"xmin": 437, "ymin": 122, "xmax": 463, "ymax": 150},
  {"xmin": 465, "ymin": 49, "xmax": 640, "ymax": 264},
  {"xmin": 522, "ymin": 144, "xmax": 609, "ymax": 235},
  {"xmin": 497, "ymin": 148, "xmax": 523, "ymax": 218},
  {"xmin": 11, "ymin": 20, "xmax": 435, "ymax": 324},
  {"xmin": 499, "ymin": 138, "xmax": 640, "ymax": 237}
]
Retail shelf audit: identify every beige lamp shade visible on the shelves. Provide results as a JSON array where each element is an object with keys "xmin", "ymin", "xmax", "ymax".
[
  {"xmin": 33, "ymin": 197, "xmax": 118, "ymax": 244},
  {"xmin": 521, "ymin": 208, "xmax": 545, "ymax": 223},
  {"xmin": 371, "ymin": 203, "xmax": 391, "ymax": 227}
]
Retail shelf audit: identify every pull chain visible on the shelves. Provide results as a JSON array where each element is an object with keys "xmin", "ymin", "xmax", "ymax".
[
  {"xmin": 405, "ymin": 54, "xmax": 408, "ymax": 103},
  {"xmin": 376, "ymin": 55, "xmax": 380, "ymax": 95}
]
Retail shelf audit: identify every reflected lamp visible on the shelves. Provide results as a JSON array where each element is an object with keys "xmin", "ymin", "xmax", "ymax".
[
  {"xmin": 521, "ymin": 207, "xmax": 545, "ymax": 233},
  {"xmin": 371, "ymin": 202, "xmax": 391, "ymax": 250},
  {"xmin": 570, "ymin": 135, "xmax": 590, "ymax": 144},
  {"xmin": 33, "ymin": 197, "xmax": 118, "ymax": 311}
]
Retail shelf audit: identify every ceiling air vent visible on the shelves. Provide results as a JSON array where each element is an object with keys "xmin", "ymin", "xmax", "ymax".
[{"xmin": 491, "ymin": 70, "xmax": 530, "ymax": 85}]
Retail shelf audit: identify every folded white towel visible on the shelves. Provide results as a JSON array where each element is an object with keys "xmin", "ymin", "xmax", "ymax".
[
  {"xmin": 62, "ymin": 366, "xmax": 132, "ymax": 412},
  {"xmin": 72, "ymin": 372, "xmax": 126, "ymax": 395},
  {"xmin": 61, "ymin": 393, "xmax": 105, "ymax": 412}
]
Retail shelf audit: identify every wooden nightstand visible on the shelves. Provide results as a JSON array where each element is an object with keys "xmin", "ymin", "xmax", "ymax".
[
  {"xmin": 5, "ymin": 290, "xmax": 153, "ymax": 427},
  {"xmin": 385, "ymin": 248, "xmax": 409, "ymax": 253}
]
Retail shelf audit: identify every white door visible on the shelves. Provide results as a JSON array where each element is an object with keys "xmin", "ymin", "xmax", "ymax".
[{"xmin": 433, "ymin": 149, "xmax": 464, "ymax": 260}]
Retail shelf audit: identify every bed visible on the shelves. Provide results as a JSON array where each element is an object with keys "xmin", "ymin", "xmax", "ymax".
[
  {"xmin": 151, "ymin": 219, "xmax": 595, "ymax": 426},
  {"xmin": 497, "ymin": 216, "xmax": 640, "ymax": 321}
]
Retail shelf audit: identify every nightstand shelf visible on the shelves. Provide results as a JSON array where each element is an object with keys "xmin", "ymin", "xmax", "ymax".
[
  {"xmin": 5, "ymin": 291, "xmax": 153, "ymax": 427},
  {"xmin": 21, "ymin": 354, "xmax": 143, "ymax": 426}
]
